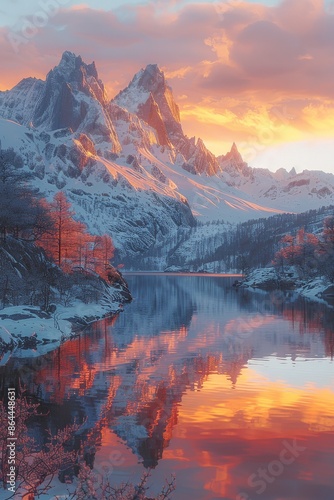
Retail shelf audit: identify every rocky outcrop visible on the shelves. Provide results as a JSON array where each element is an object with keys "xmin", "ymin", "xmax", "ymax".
[
  {"xmin": 218, "ymin": 142, "xmax": 252, "ymax": 179},
  {"xmin": 113, "ymin": 64, "xmax": 220, "ymax": 175}
]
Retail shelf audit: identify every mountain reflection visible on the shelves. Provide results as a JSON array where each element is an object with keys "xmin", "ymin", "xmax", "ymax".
[{"xmin": 0, "ymin": 275, "xmax": 333, "ymax": 498}]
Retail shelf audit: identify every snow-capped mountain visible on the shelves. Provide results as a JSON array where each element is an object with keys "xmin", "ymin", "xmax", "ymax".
[
  {"xmin": 113, "ymin": 63, "xmax": 220, "ymax": 175},
  {"xmin": 0, "ymin": 117, "xmax": 195, "ymax": 262},
  {"xmin": 218, "ymin": 144, "xmax": 334, "ymax": 212},
  {"xmin": 0, "ymin": 52, "xmax": 120, "ymax": 151},
  {"xmin": 1, "ymin": 51, "xmax": 334, "ymax": 266},
  {"xmin": 0, "ymin": 53, "xmax": 197, "ymax": 260}
]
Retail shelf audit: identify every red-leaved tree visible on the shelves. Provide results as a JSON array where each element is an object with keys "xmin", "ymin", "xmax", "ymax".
[
  {"xmin": 39, "ymin": 192, "xmax": 88, "ymax": 268},
  {"xmin": 38, "ymin": 192, "xmax": 114, "ymax": 277},
  {"xmin": 273, "ymin": 228, "xmax": 319, "ymax": 277},
  {"xmin": 88, "ymin": 235, "xmax": 115, "ymax": 278}
]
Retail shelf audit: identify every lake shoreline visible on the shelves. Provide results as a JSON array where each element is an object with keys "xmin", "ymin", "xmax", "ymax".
[
  {"xmin": 1, "ymin": 269, "xmax": 332, "ymax": 365},
  {"xmin": 0, "ymin": 299, "xmax": 126, "ymax": 364},
  {"xmin": 241, "ymin": 266, "xmax": 334, "ymax": 307}
]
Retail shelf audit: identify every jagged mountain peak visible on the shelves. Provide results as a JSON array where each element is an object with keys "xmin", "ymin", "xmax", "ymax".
[
  {"xmin": 226, "ymin": 142, "xmax": 244, "ymax": 164},
  {"xmin": 217, "ymin": 143, "xmax": 252, "ymax": 180},
  {"xmin": 230, "ymin": 141, "xmax": 240, "ymax": 156},
  {"xmin": 0, "ymin": 77, "xmax": 45, "ymax": 126},
  {"xmin": 113, "ymin": 63, "xmax": 181, "ymax": 149},
  {"xmin": 135, "ymin": 64, "xmax": 165, "ymax": 93},
  {"xmin": 143, "ymin": 63, "xmax": 162, "ymax": 75},
  {"xmin": 57, "ymin": 50, "xmax": 83, "ymax": 71},
  {"xmin": 54, "ymin": 51, "xmax": 99, "ymax": 83},
  {"xmin": 3, "ymin": 54, "xmax": 334, "ymax": 269},
  {"xmin": 43, "ymin": 51, "xmax": 107, "ymax": 106},
  {"xmin": 30, "ymin": 51, "xmax": 120, "ymax": 150},
  {"xmin": 114, "ymin": 63, "xmax": 179, "ymax": 123},
  {"xmin": 114, "ymin": 64, "xmax": 222, "ymax": 175},
  {"xmin": 128, "ymin": 64, "xmax": 166, "ymax": 95}
]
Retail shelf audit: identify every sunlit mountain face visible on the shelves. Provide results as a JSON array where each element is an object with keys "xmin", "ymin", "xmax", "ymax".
[
  {"xmin": 1, "ymin": 50, "xmax": 334, "ymax": 270},
  {"xmin": 1, "ymin": 276, "xmax": 333, "ymax": 498}
]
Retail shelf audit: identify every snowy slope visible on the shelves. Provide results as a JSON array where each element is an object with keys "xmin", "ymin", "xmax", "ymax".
[
  {"xmin": 218, "ymin": 144, "xmax": 334, "ymax": 212},
  {"xmin": 0, "ymin": 78, "xmax": 44, "ymax": 126},
  {"xmin": 112, "ymin": 62, "xmax": 334, "ymax": 218},
  {"xmin": 0, "ymin": 117, "xmax": 194, "ymax": 260}
]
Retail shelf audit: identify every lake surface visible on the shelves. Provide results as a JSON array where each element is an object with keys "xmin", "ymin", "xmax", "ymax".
[{"xmin": 1, "ymin": 274, "xmax": 334, "ymax": 499}]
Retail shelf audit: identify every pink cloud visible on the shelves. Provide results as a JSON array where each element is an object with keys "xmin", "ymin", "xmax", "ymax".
[
  {"xmin": 0, "ymin": 0, "xmax": 333, "ymax": 161},
  {"xmin": 231, "ymin": 20, "xmax": 301, "ymax": 76},
  {"xmin": 1, "ymin": 1, "xmax": 332, "ymax": 99}
]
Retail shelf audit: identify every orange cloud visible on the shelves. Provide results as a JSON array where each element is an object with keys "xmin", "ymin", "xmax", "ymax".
[{"xmin": 0, "ymin": 0, "xmax": 334, "ymax": 166}]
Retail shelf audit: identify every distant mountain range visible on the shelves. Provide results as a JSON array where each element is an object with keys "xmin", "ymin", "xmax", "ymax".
[{"xmin": 1, "ymin": 51, "xmax": 334, "ymax": 266}]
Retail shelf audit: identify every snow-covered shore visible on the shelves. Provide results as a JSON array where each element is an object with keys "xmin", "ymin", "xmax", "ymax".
[
  {"xmin": 0, "ymin": 237, "xmax": 132, "ymax": 363},
  {"xmin": 242, "ymin": 267, "xmax": 334, "ymax": 306},
  {"xmin": 0, "ymin": 298, "xmax": 124, "ymax": 363}
]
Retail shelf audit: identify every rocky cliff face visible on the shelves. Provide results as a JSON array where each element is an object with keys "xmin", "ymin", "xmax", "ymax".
[
  {"xmin": 0, "ymin": 78, "xmax": 44, "ymax": 126},
  {"xmin": 218, "ymin": 142, "xmax": 253, "ymax": 180},
  {"xmin": 34, "ymin": 52, "xmax": 120, "ymax": 151},
  {"xmin": 113, "ymin": 64, "xmax": 220, "ymax": 175},
  {"xmin": 0, "ymin": 52, "xmax": 121, "ymax": 153}
]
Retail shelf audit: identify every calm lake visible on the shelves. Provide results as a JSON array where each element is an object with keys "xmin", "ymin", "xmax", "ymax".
[{"xmin": 1, "ymin": 274, "xmax": 334, "ymax": 499}]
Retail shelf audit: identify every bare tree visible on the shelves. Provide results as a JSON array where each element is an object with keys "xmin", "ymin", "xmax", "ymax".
[{"xmin": 0, "ymin": 146, "xmax": 53, "ymax": 242}]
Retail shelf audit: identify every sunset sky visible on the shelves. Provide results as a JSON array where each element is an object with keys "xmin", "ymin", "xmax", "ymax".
[{"xmin": 1, "ymin": 0, "xmax": 334, "ymax": 172}]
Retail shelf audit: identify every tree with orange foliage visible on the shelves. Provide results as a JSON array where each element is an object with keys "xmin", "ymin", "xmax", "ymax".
[
  {"xmin": 38, "ymin": 192, "xmax": 115, "ymax": 277},
  {"xmin": 295, "ymin": 228, "xmax": 319, "ymax": 274},
  {"xmin": 273, "ymin": 228, "xmax": 319, "ymax": 277},
  {"xmin": 39, "ymin": 192, "xmax": 88, "ymax": 268},
  {"xmin": 88, "ymin": 235, "xmax": 115, "ymax": 278}
]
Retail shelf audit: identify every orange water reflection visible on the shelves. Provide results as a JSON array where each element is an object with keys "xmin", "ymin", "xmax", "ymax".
[
  {"xmin": 23, "ymin": 314, "xmax": 334, "ymax": 498},
  {"xmin": 168, "ymin": 371, "xmax": 334, "ymax": 499},
  {"xmin": 1, "ymin": 277, "xmax": 334, "ymax": 499}
]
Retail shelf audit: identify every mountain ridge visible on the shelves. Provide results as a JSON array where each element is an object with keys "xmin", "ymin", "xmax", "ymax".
[
  {"xmin": 1, "ymin": 51, "xmax": 334, "ymax": 267},
  {"xmin": 113, "ymin": 62, "xmax": 220, "ymax": 175}
]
